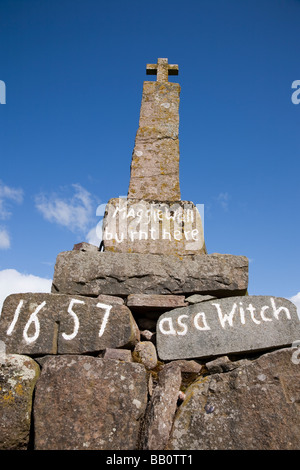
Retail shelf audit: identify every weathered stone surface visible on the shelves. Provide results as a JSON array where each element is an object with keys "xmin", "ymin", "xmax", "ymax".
[
  {"xmin": 51, "ymin": 251, "xmax": 248, "ymax": 298},
  {"xmin": 96, "ymin": 294, "xmax": 124, "ymax": 305},
  {"xmin": 73, "ymin": 242, "xmax": 98, "ymax": 252},
  {"xmin": 168, "ymin": 348, "xmax": 300, "ymax": 450},
  {"xmin": 140, "ymin": 330, "xmax": 155, "ymax": 341},
  {"xmin": 0, "ymin": 293, "xmax": 139, "ymax": 355},
  {"xmin": 127, "ymin": 294, "xmax": 187, "ymax": 311},
  {"xmin": 186, "ymin": 294, "xmax": 217, "ymax": 304},
  {"xmin": 170, "ymin": 359, "xmax": 202, "ymax": 374},
  {"xmin": 142, "ymin": 362, "xmax": 182, "ymax": 450},
  {"xmin": 0, "ymin": 354, "xmax": 40, "ymax": 450},
  {"xmin": 102, "ymin": 348, "xmax": 132, "ymax": 362},
  {"xmin": 127, "ymin": 78, "xmax": 181, "ymax": 201},
  {"xmin": 132, "ymin": 341, "xmax": 158, "ymax": 370},
  {"xmin": 102, "ymin": 198, "xmax": 206, "ymax": 255},
  {"xmin": 157, "ymin": 296, "xmax": 300, "ymax": 361},
  {"xmin": 168, "ymin": 360, "xmax": 203, "ymax": 393},
  {"xmin": 205, "ymin": 355, "xmax": 250, "ymax": 374},
  {"xmin": 34, "ymin": 356, "xmax": 148, "ymax": 450}
]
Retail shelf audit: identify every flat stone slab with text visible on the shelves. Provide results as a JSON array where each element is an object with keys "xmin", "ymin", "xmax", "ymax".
[
  {"xmin": 102, "ymin": 198, "xmax": 206, "ymax": 255},
  {"xmin": 0, "ymin": 293, "xmax": 139, "ymax": 355},
  {"xmin": 156, "ymin": 296, "xmax": 300, "ymax": 360}
]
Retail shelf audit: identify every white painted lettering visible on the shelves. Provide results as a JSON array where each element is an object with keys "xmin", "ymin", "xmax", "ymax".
[
  {"xmin": 191, "ymin": 229, "xmax": 199, "ymax": 241},
  {"xmin": 270, "ymin": 297, "xmax": 291, "ymax": 320},
  {"xmin": 194, "ymin": 312, "xmax": 211, "ymax": 331},
  {"xmin": 162, "ymin": 229, "xmax": 171, "ymax": 240},
  {"xmin": 174, "ymin": 229, "xmax": 181, "ymax": 241},
  {"xmin": 183, "ymin": 230, "xmax": 190, "ymax": 240},
  {"xmin": 62, "ymin": 299, "xmax": 85, "ymax": 341},
  {"xmin": 23, "ymin": 301, "xmax": 46, "ymax": 344},
  {"xmin": 97, "ymin": 303, "xmax": 112, "ymax": 337},
  {"xmin": 7, "ymin": 300, "xmax": 24, "ymax": 336},
  {"xmin": 103, "ymin": 230, "xmax": 113, "ymax": 240},
  {"xmin": 149, "ymin": 227, "xmax": 157, "ymax": 240},
  {"xmin": 213, "ymin": 302, "xmax": 237, "ymax": 329},
  {"xmin": 157, "ymin": 210, "xmax": 163, "ymax": 221},
  {"xmin": 115, "ymin": 232, "xmax": 124, "ymax": 243},
  {"xmin": 112, "ymin": 206, "xmax": 127, "ymax": 219},
  {"xmin": 139, "ymin": 230, "xmax": 147, "ymax": 240},
  {"xmin": 129, "ymin": 230, "xmax": 138, "ymax": 241},
  {"xmin": 246, "ymin": 304, "xmax": 260, "ymax": 325},
  {"xmin": 260, "ymin": 305, "xmax": 272, "ymax": 322},
  {"xmin": 177, "ymin": 314, "xmax": 189, "ymax": 335},
  {"xmin": 239, "ymin": 302, "xmax": 246, "ymax": 325},
  {"xmin": 159, "ymin": 317, "xmax": 176, "ymax": 335}
]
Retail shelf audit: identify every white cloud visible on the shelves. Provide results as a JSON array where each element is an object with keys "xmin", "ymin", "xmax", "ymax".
[
  {"xmin": 0, "ymin": 181, "xmax": 23, "ymax": 220},
  {"xmin": 290, "ymin": 292, "xmax": 300, "ymax": 318},
  {"xmin": 35, "ymin": 184, "xmax": 96, "ymax": 233},
  {"xmin": 0, "ymin": 269, "xmax": 52, "ymax": 315},
  {"xmin": 0, "ymin": 182, "xmax": 23, "ymax": 249},
  {"xmin": 86, "ymin": 224, "xmax": 101, "ymax": 247},
  {"xmin": 216, "ymin": 192, "xmax": 230, "ymax": 211},
  {"xmin": 0, "ymin": 228, "xmax": 10, "ymax": 249}
]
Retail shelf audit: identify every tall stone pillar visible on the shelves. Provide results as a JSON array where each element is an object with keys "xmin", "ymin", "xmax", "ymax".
[
  {"xmin": 102, "ymin": 58, "xmax": 206, "ymax": 256},
  {"xmin": 128, "ymin": 63, "xmax": 181, "ymax": 201}
]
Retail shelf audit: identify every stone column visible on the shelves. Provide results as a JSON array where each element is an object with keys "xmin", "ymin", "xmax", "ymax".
[
  {"xmin": 102, "ymin": 58, "xmax": 206, "ymax": 255},
  {"xmin": 127, "ymin": 80, "xmax": 181, "ymax": 201}
]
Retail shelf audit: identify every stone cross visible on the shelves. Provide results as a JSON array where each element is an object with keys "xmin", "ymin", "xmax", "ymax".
[
  {"xmin": 146, "ymin": 58, "xmax": 179, "ymax": 83},
  {"xmin": 102, "ymin": 58, "xmax": 206, "ymax": 256},
  {"xmin": 127, "ymin": 58, "xmax": 181, "ymax": 201}
]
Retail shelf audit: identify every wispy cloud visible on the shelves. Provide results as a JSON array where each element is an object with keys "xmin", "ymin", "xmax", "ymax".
[
  {"xmin": 290, "ymin": 292, "xmax": 300, "ymax": 318},
  {"xmin": 35, "ymin": 184, "xmax": 97, "ymax": 234},
  {"xmin": 86, "ymin": 224, "xmax": 102, "ymax": 247},
  {"xmin": 0, "ymin": 228, "xmax": 10, "ymax": 249},
  {"xmin": 0, "ymin": 181, "xmax": 24, "ymax": 249},
  {"xmin": 0, "ymin": 269, "xmax": 52, "ymax": 314},
  {"xmin": 0, "ymin": 181, "xmax": 23, "ymax": 220},
  {"xmin": 216, "ymin": 192, "xmax": 230, "ymax": 211}
]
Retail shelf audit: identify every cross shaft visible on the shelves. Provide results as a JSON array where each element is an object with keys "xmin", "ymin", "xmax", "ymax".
[{"xmin": 146, "ymin": 58, "xmax": 179, "ymax": 83}]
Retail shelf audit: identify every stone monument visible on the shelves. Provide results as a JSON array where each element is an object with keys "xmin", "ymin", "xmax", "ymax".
[
  {"xmin": 1, "ymin": 58, "xmax": 300, "ymax": 451},
  {"xmin": 102, "ymin": 58, "xmax": 206, "ymax": 256}
]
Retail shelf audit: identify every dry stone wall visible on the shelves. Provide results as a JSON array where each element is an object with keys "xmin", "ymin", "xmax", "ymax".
[
  {"xmin": 1, "ymin": 243, "xmax": 300, "ymax": 450},
  {"xmin": 1, "ymin": 58, "xmax": 300, "ymax": 452}
]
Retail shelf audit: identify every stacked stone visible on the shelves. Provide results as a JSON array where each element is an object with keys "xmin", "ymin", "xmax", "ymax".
[{"xmin": 1, "ymin": 59, "xmax": 300, "ymax": 451}]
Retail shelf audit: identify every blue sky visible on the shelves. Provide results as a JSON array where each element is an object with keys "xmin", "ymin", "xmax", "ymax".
[{"xmin": 0, "ymin": 0, "xmax": 299, "ymax": 312}]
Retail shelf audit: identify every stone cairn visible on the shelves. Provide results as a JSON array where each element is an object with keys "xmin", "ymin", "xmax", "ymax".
[{"xmin": 1, "ymin": 58, "xmax": 300, "ymax": 451}]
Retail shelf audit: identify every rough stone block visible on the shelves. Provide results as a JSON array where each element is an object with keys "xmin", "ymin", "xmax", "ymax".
[
  {"xmin": 102, "ymin": 348, "xmax": 132, "ymax": 362},
  {"xmin": 141, "ymin": 362, "xmax": 182, "ymax": 450},
  {"xmin": 127, "ymin": 294, "xmax": 187, "ymax": 311},
  {"xmin": 0, "ymin": 354, "xmax": 40, "ymax": 450},
  {"xmin": 185, "ymin": 294, "xmax": 216, "ymax": 304},
  {"xmin": 168, "ymin": 348, "xmax": 300, "ymax": 450},
  {"xmin": 102, "ymin": 198, "xmax": 206, "ymax": 255},
  {"xmin": 156, "ymin": 296, "xmax": 300, "ymax": 361},
  {"xmin": 96, "ymin": 294, "xmax": 124, "ymax": 305},
  {"xmin": 73, "ymin": 242, "xmax": 99, "ymax": 252},
  {"xmin": 51, "ymin": 251, "xmax": 248, "ymax": 298},
  {"xmin": 33, "ymin": 356, "xmax": 148, "ymax": 450},
  {"xmin": 132, "ymin": 341, "xmax": 158, "ymax": 370},
  {"xmin": 0, "ymin": 293, "xmax": 139, "ymax": 355}
]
